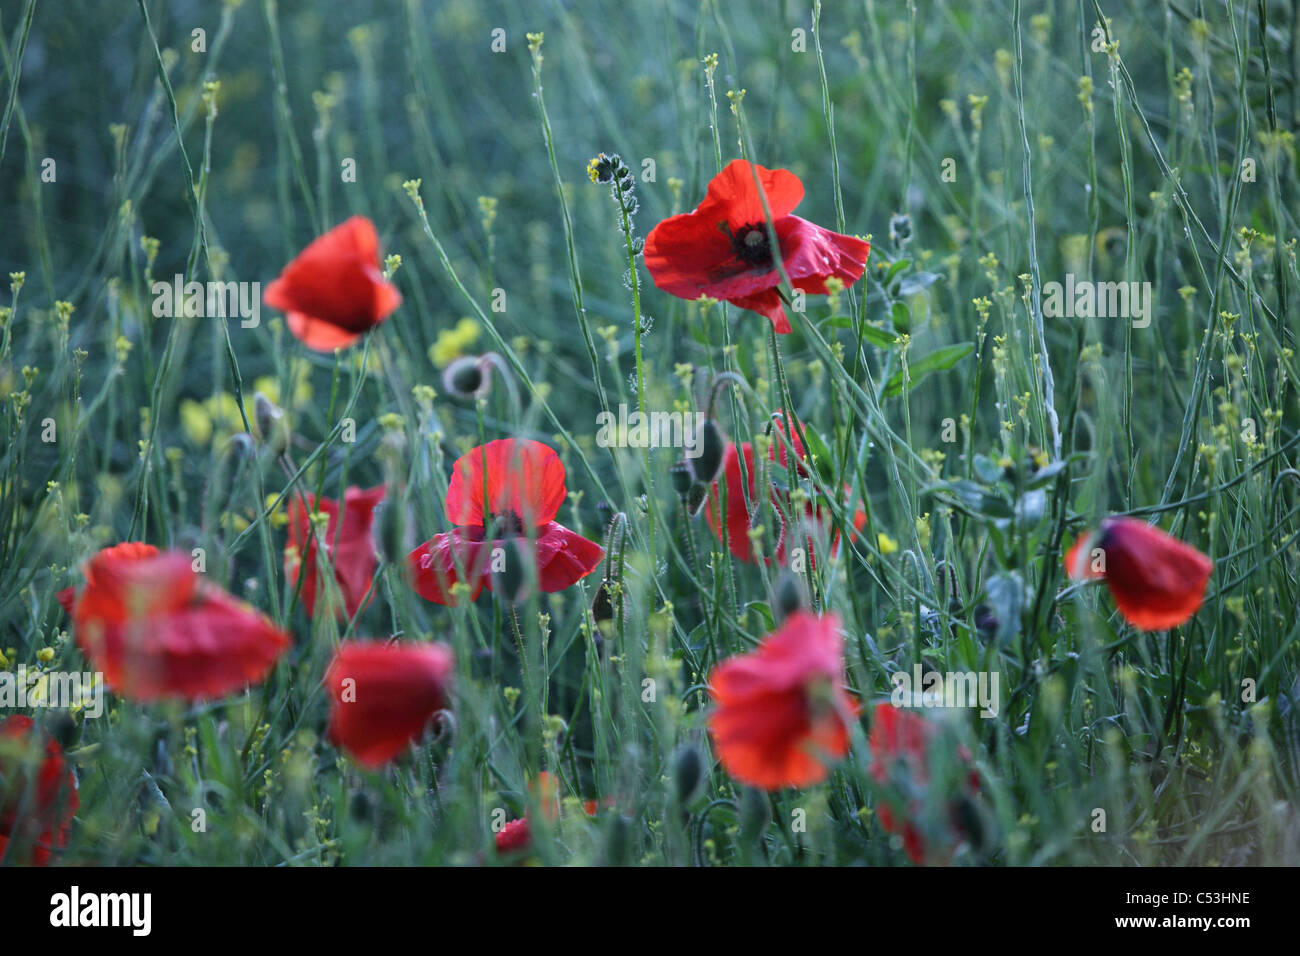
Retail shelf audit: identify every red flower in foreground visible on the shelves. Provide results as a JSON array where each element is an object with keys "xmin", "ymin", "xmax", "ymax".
[
  {"xmin": 408, "ymin": 439, "xmax": 604, "ymax": 606},
  {"xmin": 0, "ymin": 716, "xmax": 79, "ymax": 866},
  {"xmin": 708, "ymin": 611, "xmax": 858, "ymax": 790},
  {"xmin": 1065, "ymin": 516, "xmax": 1212, "ymax": 631},
  {"xmin": 57, "ymin": 541, "xmax": 159, "ymax": 616},
  {"xmin": 644, "ymin": 159, "xmax": 870, "ymax": 334},
  {"xmin": 286, "ymin": 485, "xmax": 385, "ymax": 620},
  {"xmin": 72, "ymin": 550, "xmax": 289, "ymax": 701},
  {"xmin": 869, "ymin": 703, "xmax": 979, "ymax": 865},
  {"xmin": 494, "ymin": 817, "xmax": 531, "ymax": 856},
  {"xmin": 264, "ymin": 215, "xmax": 401, "ymax": 351},
  {"xmin": 705, "ymin": 415, "xmax": 863, "ymax": 566},
  {"xmin": 324, "ymin": 640, "xmax": 455, "ymax": 768}
]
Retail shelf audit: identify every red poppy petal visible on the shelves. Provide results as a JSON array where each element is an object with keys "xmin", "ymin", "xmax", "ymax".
[
  {"xmin": 779, "ymin": 216, "xmax": 871, "ymax": 289},
  {"xmin": 729, "ymin": 289, "xmax": 792, "ymax": 334},
  {"xmin": 324, "ymin": 641, "xmax": 455, "ymax": 768},
  {"xmin": 408, "ymin": 531, "xmax": 487, "ymax": 606},
  {"xmin": 445, "ymin": 439, "xmax": 567, "ymax": 528},
  {"xmin": 285, "ymin": 311, "xmax": 366, "ymax": 351},
  {"xmin": 531, "ymin": 523, "xmax": 605, "ymax": 593},
  {"xmin": 697, "ymin": 159, "xmax": 805, "ymax": 229}
]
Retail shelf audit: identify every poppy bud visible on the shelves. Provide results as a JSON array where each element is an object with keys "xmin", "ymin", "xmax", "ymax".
[
  {"xmin": 372, "ymin": 494, "xmax": 406, "ymax": 566},
  {"xmin": 591, "ymin": 579, "xmax": 616, "ymax": 632},
  {"xmin": 689, "ymin": 420, "xmax": 726, "ymax": 484},
  {"xmin": 974, "ymin": 604, "xmax": 998, "ymax": 640},
  {"xmin": 595, "ymin": 500, "xmax": 614, "ymax": 529},
  {"xmin": 253, "ymin": 391, "xmax": 290, "ymax": 457},
  {"xmin": 685, "ymin": 481, "xmax": 708, "ymax": 518},
  {"xmin": 739, "ymin": 787, "xmax": 772, "ymax": 840},
  {"xmin": 672, "ymin": 742, "xmax": 705, "ymax": 805},
  {"xmin": 443, "ymin": 355, "xmax": 487, "ymax": 398},
  {"xmin": 669, "ymin": 460, "xmax": 693, "ymax": 497},
  {"xmin": 349, "ymin": 789, "xmax": 374, "ymax": 823},
  {"xmin": 774, "ymin": 573, "xmax": 804, "ymax": 619}
]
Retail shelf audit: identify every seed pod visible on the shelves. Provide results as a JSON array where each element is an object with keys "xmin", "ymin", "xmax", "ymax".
[{"xmin": 253, "ymin": 391, "xmax": 290, "ymax": 457}]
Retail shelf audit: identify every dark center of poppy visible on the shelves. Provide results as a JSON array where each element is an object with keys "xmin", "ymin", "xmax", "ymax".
[
  {"xmin": 729, "ymin": 222, "xmax": 775, "ymax": 268},
  {"xmin": 488, "ymin": 510, "xmax": 527, "ymax": 538}
]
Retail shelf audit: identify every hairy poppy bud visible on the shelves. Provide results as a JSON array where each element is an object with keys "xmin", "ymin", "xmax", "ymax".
[
  {"xmin": 690, "ymin": 420, "xmax": 726, "ymax": 484},
  {"xmin": 685, "ymin": 481, "xmax": 708, "ymax": 517},
  {"xmin": 774, "ymin": 573, "xmax": 804, "ymax": 619},
  {"xmin": 591, "ymin": 578, "xmax": 616, "ymax": 632},
  {"xmin": 372, "ymin": 495, "xmax": 406, "ymax": 566},
  {"xmin": 253, "ymin": 391, "xmax": 290, "ymax": 457},
  {"xmin": 669, "ymin": 460, "xmax": 693, "ymax": 497},
  {"xmin": 672, "ymin": 742, "xmax": 705, "ymax": 805}
]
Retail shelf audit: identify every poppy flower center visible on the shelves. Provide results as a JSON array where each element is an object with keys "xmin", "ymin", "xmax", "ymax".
[
  {"xmin": 729, "ymin": 222, "xmax": 775, "ymax": 269},
  {"xmin": 488, "ymin": 510, "xmax": 527, "ymax": 538}
]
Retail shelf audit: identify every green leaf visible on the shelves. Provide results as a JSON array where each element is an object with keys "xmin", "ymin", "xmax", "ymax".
[
  {"xmin": 882, "ymin": 342, "xmax": 975, "ymax": 398},
  {"xmin": 985, "ymin": 571, "xmax": 1024, "ymax": 645}
]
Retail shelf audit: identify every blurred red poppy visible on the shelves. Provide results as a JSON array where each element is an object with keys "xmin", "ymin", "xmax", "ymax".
[
  {"xmin": 1065, "ymin": 516, "xmax": 1212, "ymax": 631},
  {"xmin": 324, "ymin": 640, "xmax": 455, "ymax": 768},
  {"xmin": 72, "ymin": 550, "xmax": 289, "ymax": 701},
  {"xmin": 0, "ymin": 715, "xmax": 79, "ymax": 866},
  {"xmin": 408, "ymin": 439, "xmax": 604, "ymax": 606},
  {"xmin": 57, "ymin": 541, "xmax": 159, "ymax": 616},
  {"xmin": 495, "ymin": 817, "xmax": 531, "ymax": 855},
  {"xmin": 705, "ymin": 415, "xmax": 864, "ymax": 566},
  {"xmin": 286, "ymin": 485, "xmax": 384, "ymax": 620},
  {"xmin": 708, "ymin": 610, "xmax": 858, "ymax": 790},
  {"xmin": 264, "ymin": 215, "xmax": 401, "ymax": 351},
  {"xmin": 868, "ymin": 703, "xmax": 980, "ymax": 865},
  {"xmin": 644, "ymin": 159, "xmax": 870, "ymax": 333}
]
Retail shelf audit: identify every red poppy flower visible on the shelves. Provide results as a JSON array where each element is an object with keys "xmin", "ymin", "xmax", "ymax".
[
  {"xmin": 57, "ymin": 541, "xmax": 159, "ymax": 616},
  {"xmin": 0, "ymin": 715, "xmax": 79, "ymax": 866},
  {"xmin": 1065, "ymin": 516, "xmax": 1212, "ymax": 631},
  {"xmin": 72, "ymin": 550, "xmax": 289, "ymax": 701},
  {"xmin": 495, "ymin": 817, "xmax": 531, "ymax": 855},
  {"xmin": 408, "ymin": 439, "xmax": 604, "ymax": 606},
  {"xmin": 264, "ymin": 215, "xmax": 401, "ymax": 351},
  {"xmin": 705, "ymin": 415, "xmax": 863, "ymax": 566},
  {"xmin": 285, "ymin": 485, "xmax": 384, "ymax": 620},
  {"xmin": 868, "ymin": 703, "xmax": 980, "ymax": 865},
  {"xmin": 644, "ymin": 159, "xmax": 870, "ymax": 333},
  {"xmin": 708, "ymin": 610, "xmax": 858, "ymax": 790},
  {"xmin": 324, "ymin": 640, "xmax": 455, "ymax": 768}
]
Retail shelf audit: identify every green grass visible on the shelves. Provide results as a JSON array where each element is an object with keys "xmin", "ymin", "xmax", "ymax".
[{"xmin": 1, "ymin": 0, "xmax": 1299, "ymax": 865}]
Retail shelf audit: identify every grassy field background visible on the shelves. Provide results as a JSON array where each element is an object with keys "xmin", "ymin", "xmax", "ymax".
[{"xmin": 2, "ymin": 0, "xmax": 1299, "ymax": 865}]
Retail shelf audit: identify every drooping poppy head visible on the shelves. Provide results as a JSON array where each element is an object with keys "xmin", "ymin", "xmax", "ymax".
[
  {"xmin": 324, "ymin": 640, "xmax": 455, "ymax": 769},
  {"xmin": 0, "ymin": 715, "xmax": 79, "ymax": 866},
  {"xmin": 264, "ymin": 216, "xmax": 402, "ymax": 351},
  {"xmin": 644, "ymin": 159, "xmax": 870, "ymax": 334},
  {"xmin": 407, "ymin": 439, "xmax": 604, "ymax": 606},
  {"xmin": 1065, "ymin": 516, "xmax": 1212, "ymax": 631},
  {"xmin": 57, "ymin": 541, "xmax": 160, "ymax": 616},
  {"xmin": 708, "ymin": 610, "xmax": 858, "ymax": 790},
  {"xmin": 868, "ymin": 703, "xmax": 980, "ymax": 865},
  {"xmin": 285, "ymin": 485, "xmax": 385, "ymax": 620},
  {"xmin": 72, "ymin": 550, "xmax": 289, "ymax": 701}
]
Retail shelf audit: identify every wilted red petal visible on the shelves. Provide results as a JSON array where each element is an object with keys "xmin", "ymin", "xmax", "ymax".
[
  {"xmin": 407, "ymin": 530, "xmax": 488, "ymax": 606},
  {"xmin": 324, "ymin": 640, "xmax": 455, "ymax": 768}
]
